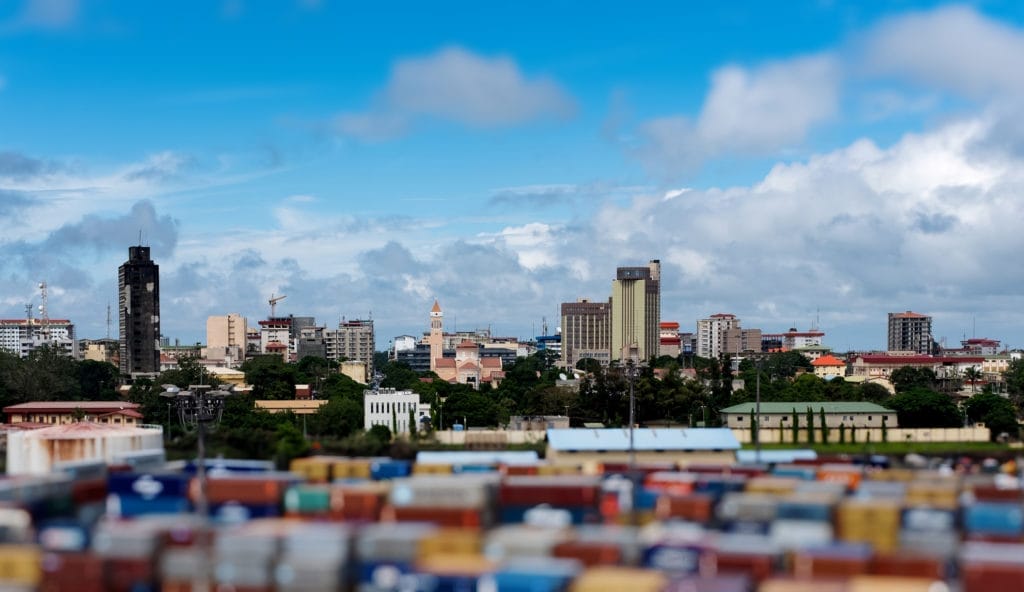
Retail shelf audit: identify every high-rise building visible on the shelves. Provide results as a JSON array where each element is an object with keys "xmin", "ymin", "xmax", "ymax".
[
  {"xmin": 206, "ymin": 313, "xmax": 247, "ymax": 350},
  {"xmin": 0, "ymin": 318, "xmax": 76, "ymax": 358},
  {"xmin": 888, "ymin": 311, "xmax": 933, "ymax": 354},
  {"xmin": 118, "ymin": 246, "xmax": 160, "ymax": 376},
  {"xmin": 610, "ymin": 260, "xmax": 661, "ymax": 362},
  {"xmin": 325, "ymin": 318, "xmax": 375, "ymax": 376},
  {"xmin": 697, "ymin": 313, "xmax": 740, "ymax": 359},
  {"xmin": 560, "ymin": 298, "xmax": 611, "ymax": 368}
]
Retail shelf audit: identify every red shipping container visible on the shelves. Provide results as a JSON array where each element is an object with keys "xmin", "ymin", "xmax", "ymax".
[
  {"xmin": 104, "ymin": 557, "xmax": 156, "ymax": 592},
  {"xmin": 655, "ymin": 493, "xmax": 714, "ymax": 523},
  {"xmin": 194, "ymin": 477, "xmax": 290, "ymax": 505},
  {"xmin": 40, "ymin": 552, "xmax": 105, "ymax": 592},
  {"xmin": 792, "ymin": 553, "xmax": 869, "ymax": 579},
  {"xmin": 962, "ymin": 563, "xmax": 1024, "ymax": 592},
  {"xmin": 703, "ymin": 551, "xmax": 776, "ymax": 583},
  {"xmin": 71, "ymin": 479, "xmax": 107, "ymax": 505},
  {"xmin": 382, "ymin": 506, "xmax": 484, "ymax": 529},
  {"xmin": 552, "ymin": 541, "xmax": 623, "ymax": 566},
  {"xmin": 870, "ymin": 553, "xmax": 946, "ymax": 580},
  {"xmin": 501, "ymin": 465, "xmax": 539, "ymax": 476},
  {"xmin": 971, "ymin": 486, "xmax": 1022, "ymax": 503},
  {"xmin": 499, "ymin": 479, "xmax": 601, "ymax": 506},
  {"xmin": 330, "ymin": 489, "xmax": 385, "ymax": 522}
]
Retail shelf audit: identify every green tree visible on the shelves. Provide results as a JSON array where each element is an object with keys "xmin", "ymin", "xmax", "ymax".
[
  {"xmin": 890, "ymin": 366, "xmax": 937, "ymax": 394},
  {"xmin": 963, "ymin": 366, "xmax": 983, "ymax": 394},
  {"xmin": 819, "ymin": 407, "xmax": 830, "ymax": 444},
  {"xmin": 1005, "ymin": 359, "xmax": 1024, "ymax": 407},
  {"xmin": 274, "ymin": 421, "xmax": 310, "ymax": 469},
  {"xmin": 576, "ymin": 358, "xmax": 603, "ymax": 375},
  {"xmin": 806, "ymin": 406, "xmax": 815, "ymax": 444},
  {"xmin": 308, "ymin": 398, "xmax": 363, "ymax": 439},
  {"xmin": 442, "ymin": 389, "xmax": 499, "ymax": 428},
  {"xmin": 839, "ymin": 422, "xmax": 846, "ymax": 444},
  {"xmin": 76, "ymin": 360, "xmax": 119, "ymax": 400},
  {"xmin": 857, "ymin": 382, "xmax": 892, "ymax": 404},
  {"xmin": 750, "ymin": 409, "xmax": 758, "ymax": 444},
  {"xmin": 242, "ymin": 355, "xmax": 296, "ymax": 399},
  {"xmin": 965, "ymin": 391, "xmax": 1020, "ymax": 440},
  {"xmin": 791, "ymin": 408, "xmax": 799, "ymax": 443},
  {"xmin": 368, "ymin": 424, "xmax": 392, "ymax": 444},
  {"xmin": 881, "ymin": 415, "xmax": 889, "ymax": 443},
  {"xmin": 887, "ymin": 388, "xmax": 962, "ymax": 428}
]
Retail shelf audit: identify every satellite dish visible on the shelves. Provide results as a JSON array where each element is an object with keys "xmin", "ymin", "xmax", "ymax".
[{"xmin": 559, "ymin": 373, "xmax": 568, "ymax": 381}]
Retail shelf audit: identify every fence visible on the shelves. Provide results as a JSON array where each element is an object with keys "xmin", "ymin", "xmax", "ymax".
[{"xmin": 731, "ymin": 425, "xmax": 990, "ymax": 445}]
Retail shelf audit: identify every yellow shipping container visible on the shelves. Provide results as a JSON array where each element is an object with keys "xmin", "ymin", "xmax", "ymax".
[
  {"xmin": 746, "ymin": 477, "xmax": 800, "ymax": 495},
  {"xmin": 758, "ymin": 578, "xmax": 848, "ymax": 592},
  {"xmin": 837, "ymin": 500, "xmax": 900, "ymax": 552},
  {"xmin": 868, "ymin": 469, "xmax": 917, "ymax": 482},
  {"xmin": 847, "ymin": 575, "xmax": 949, "ymax": 592},
  {"xmin": 415, "ymin": 553, "xmax": 494, "ymax": 576},
  {"xmin": 333, "ymin": 459, "xmax": 373, "ymax": 480},
  {"xmin": 417, "ymin": 529, "xmax": 483, "ymax": 559},
  {"xmin": 413, "ymin": 463, "xmax": 454, "ymax": 475},
  {"xmin": 0, "ymin": 544, "xmax": 41, "ymax": 586},
  {"xmin": 568, "ymin": 567, "xmax": 667, "ymax": 592},
  {"xmin": 537, "ymin": 464, "xmax": 585, "ymax": 476}
]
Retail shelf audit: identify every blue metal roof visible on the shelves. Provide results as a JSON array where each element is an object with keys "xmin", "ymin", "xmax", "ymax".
[
  {"xmin": 415, "ymin": 450, "xmax": 540, "ymax": 465},
  {"xmin": 736, "ymin": 449, "xmax": 818, "ymax": 464},
  {"xmin": 545, "ymin": 428, "xmax": 740, "ymax": 451}
]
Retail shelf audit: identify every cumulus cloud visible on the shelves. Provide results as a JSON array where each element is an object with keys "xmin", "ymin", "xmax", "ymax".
[
  {"xmin": 334, "ymin": 46, "xmax": 575, "ymax": 140},
  {"xmin": 863, "ymin": 5, "xmax": 1024, "ymax": 102},
  {"xmin": 635, "ymin": 53, "xmax": 839, "ymax": 177},
  {"xmin": 9, "ymin": 0, "xmax": 79, "ymax": 30}
]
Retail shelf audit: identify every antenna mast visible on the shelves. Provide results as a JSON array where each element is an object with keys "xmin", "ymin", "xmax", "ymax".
[
  {"xmin": 106, "ymin": 302, "xmax": 112, "ymax": 340},
  {"xmin": 38, "ymin": 281, "xmax": 50, "ymax": 343}
]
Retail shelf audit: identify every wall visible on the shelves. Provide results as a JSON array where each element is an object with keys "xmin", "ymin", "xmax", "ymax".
[{"xmin": 731, "ymin": 426, "xmax": 990, "ymax": 445}]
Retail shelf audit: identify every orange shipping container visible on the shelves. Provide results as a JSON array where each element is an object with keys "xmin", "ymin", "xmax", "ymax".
[
  {"xmin": 552, "ymin": 541, "xmax": 623, "ymax": 566},
  {"xmin": 655, "ymin": 494, "xmax": 714, "ymax": 523}
]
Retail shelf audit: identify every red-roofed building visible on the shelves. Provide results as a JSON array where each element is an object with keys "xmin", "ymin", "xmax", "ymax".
[
  {"xmin": 659, "ymin": 321, "xmax": 682, "ymax": 358},
  {"xmin": 811, "ymin": 354, "xmax": 846, "ymax": 380},
  {"xmin": 4, "ymin": 401, "xmax": 143, "ymax": 427},
  {"xmin": 433, "ymin": 340, "xmax": 504, "ymax": 388},
  {"xmin": 851, "ymin": 354, "xmax": 984, "ymax": 380}
]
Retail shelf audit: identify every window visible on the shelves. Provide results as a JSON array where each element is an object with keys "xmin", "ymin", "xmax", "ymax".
[{"xmin": 868, "ymin": 416, "xmax": 872, "ymax": 421}]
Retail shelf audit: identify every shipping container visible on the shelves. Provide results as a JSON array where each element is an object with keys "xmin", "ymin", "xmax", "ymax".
[
  {"xmin": 791, "ymin": 543, "xmax": 872, "ymax": 579},
  {"xmin": 479, "ymin": 557, "xmax": 582, "ymax": 592},
  {"xmin": 567, "ymin": 566, "xmax": 667, "ymax": 592}
]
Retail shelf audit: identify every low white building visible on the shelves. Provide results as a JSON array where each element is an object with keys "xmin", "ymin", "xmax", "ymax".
[{"xmin": 364, "ymin": 388, "xmax": 431, "ymax": 435}]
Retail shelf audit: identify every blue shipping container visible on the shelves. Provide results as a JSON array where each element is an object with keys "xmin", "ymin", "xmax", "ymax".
[
  {"xmin": 964, "ymin": 503, "xmax": 1024, "ymax": 537},
  {"xmin": 371, "ymin": 460, "xmax": 412, "ymax": 481},
  {"xmin": 110, "ymin": 494, "xmax": 191, "ymax": 517},
  {"xmin": 642, "ymin": 543, "xmax": 703, "ymax": 574},
  {"xmin": 107, "ymin": 472, "xmax": 191, "ymax": 499},
  {"xmin": 776, "ymin": 501, "xmax": 834, "ymax": 522}
]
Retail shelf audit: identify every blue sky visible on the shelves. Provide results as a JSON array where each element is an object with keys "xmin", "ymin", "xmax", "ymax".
[{"xmin": 3, "ymin": 0, "xmax": 1024, "ymax": 351}]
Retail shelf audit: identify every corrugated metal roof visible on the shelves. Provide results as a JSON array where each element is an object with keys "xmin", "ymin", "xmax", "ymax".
[
  {"xmin": 736, "ymin": 449, "xmax": 818, "ymax": 464},
  {"xmin": 416, "ymin": 450, "xmax": 539, "ymax": 465},
  {"xmin": 545, "ymin": 428, "xmax": 740, "ymax": 451},
  {"xmin": 720, "ymin": 402, "xmax": 893, "ymax": 414}
]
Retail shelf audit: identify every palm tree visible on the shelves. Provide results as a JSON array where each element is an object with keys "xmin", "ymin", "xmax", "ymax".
[{"xmin": 964, "ymin": 366, "xmax": 982, "ymax": 393}]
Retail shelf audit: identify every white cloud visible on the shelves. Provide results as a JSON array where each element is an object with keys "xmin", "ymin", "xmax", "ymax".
[
  {"xmin": 18, "ymin": 0, "xmax": 78, "ymax": 29},
  {"xmin": 335, "ymin": 46, "xmax": 575, "ymax": 140},
  {"xmin": 863, "ymin": 5, "xmax": 1024, "ymax": 102},
  {"xmin": 636, "ymin": 53, "xmax": 839, "ymax": 176}
]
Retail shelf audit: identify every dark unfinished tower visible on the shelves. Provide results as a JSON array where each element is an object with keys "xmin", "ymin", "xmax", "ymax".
[{"xmin": 119, "ymin": 246, "xmax": 160, "ymax": 376}]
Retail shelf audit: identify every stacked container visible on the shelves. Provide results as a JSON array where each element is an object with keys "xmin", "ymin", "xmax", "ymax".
[
  {"xmin": 107, "ymin": 472, "xmax": 191, "ymax": 518},
  {"xmin": 499, "ymin": 475, "xmax": 603, "ymax": 525},
  {"xmin": 276, "ymin": 522, "xmax": 353, "ymax": 592},
  {"xmin": 356, "ymin": 522, "xmax": 439, "ymax": 591},
  {"xmin": 384, "ymin": 475, "xmax": 498, "ymax": 528}
]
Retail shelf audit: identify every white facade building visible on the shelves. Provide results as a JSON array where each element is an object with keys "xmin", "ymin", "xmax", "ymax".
[
  {"xmin": 697, "ymin": 313, "xmax": 739, "ymax": 359},
  {"xmin": 364, "ymin": 388, "xmax": 431, "ymax": 435},
  {"xmin": 0, "ymin": 319, "xmax": 77, "ymax": 359}
]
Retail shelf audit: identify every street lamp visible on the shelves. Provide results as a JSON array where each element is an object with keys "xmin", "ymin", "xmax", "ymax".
[
  {"xmin": 755, "ymin": 357, "xmax": 763, "ymax": 464},
  {"xmin": 624, "ymin": 358, "xmax": 640, "ymax": 471},
  {"xmin": 160, "ymin": 383, "xmax": 234, "ymax": 591}
]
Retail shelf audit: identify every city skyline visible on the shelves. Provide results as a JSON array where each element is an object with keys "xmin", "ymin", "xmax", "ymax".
[{"xmin": 2, "ymin": 2, "xmax": 1024, "ymax": 351}]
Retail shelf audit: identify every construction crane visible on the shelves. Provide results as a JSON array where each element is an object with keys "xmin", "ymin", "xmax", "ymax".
[{"xmin": 269, "ymin": 293, "xmax": 287, "ymax": 318}]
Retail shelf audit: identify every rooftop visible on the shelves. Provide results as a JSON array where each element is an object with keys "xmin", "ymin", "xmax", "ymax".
[
  {"xmin": 4, "ymin": 401, "xmax": 140, "ymax": 413},
  {"xmin": 720, "ymin": 402, "xmax": 893, "ymax": 414},
  {"xmin": 546, "ymin": 428, "xmax": 740, "ymax": 451}
]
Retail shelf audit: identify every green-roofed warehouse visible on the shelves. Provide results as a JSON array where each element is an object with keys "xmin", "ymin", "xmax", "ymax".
[{"xmin": 719, "ymin": 402, "xmax": 898, "ymax": 429}]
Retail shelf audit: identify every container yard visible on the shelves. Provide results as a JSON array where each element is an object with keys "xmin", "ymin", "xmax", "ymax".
[{"xmin": 0, "ymin": 451, "xmax": 1021, "ymax": 591}]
